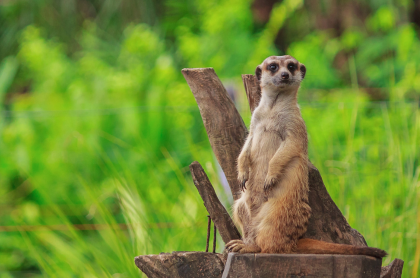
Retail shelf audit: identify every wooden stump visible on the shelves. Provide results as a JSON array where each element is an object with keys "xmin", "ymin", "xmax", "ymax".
[
  {"xmin": 222, "ymin": 253, "xmax": 382, "ymax": 278},
  {"xmin": 135, "ymin": 252, "xmax": 225, "ymax": 278},
  {"xmin": 135, "ymin": 252, "xmax": 385, "ymax": 278},
  {"xmin": 133, "ymin": 68, "xmax": 404, "ymax": 278}
]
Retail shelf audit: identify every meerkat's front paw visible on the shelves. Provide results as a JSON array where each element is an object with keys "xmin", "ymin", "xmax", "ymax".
[
  {"xmin": 263, "ymin": 175, "xmax": 277, "ymax": 193},
  {"xmin": 237, "ymin": 172, "xmax": 248, "ymax": 191}
]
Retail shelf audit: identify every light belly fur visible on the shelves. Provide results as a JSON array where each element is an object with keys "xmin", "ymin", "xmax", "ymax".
[
  {"xmin": 248, "ymin": 128, "xmax": 282, "ymax": 191},
  {"xmin": 240, "ymin": 128, "xmax": 283, "ymax": 218}
]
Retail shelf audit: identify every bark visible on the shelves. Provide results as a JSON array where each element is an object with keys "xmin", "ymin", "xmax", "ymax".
[
  {"xmin": 304, "ymin": 163, "xmax": 367, "ymax": 246},
  {"xmin": 182, "ymin": 68, "xmax": 247, "ymax": 201},
  {"xmin": 135, "ymin": 252, "xmax": 225, "ymax": 278},
  {"xmin": 241, "ymin": 74, "xmax": 261, "ymax": 114},
  {"xmin": 189, "ymin": 161, "xmax": 241, "ymax": 244},
  {"xmin": 222, "ymin": 253, "xmax": 382, "ymax": 278},
  {"xmin": 380, "ymin": 259, "xmax": 404, "ymax": 278}
]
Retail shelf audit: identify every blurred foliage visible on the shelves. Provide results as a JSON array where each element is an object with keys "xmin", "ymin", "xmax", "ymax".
[{"xmin": 1, "ymin": 0, "xmax": 420, "ymax": 277}]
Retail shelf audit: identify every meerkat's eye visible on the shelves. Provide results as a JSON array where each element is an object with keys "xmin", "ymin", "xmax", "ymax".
[
  {"xmin": 287, "ymin": 63, "xmax": 296, "ymax": 71},
  {"xmin": 268, "ymin": 63, "xmax": 278, "ymax": 72}
]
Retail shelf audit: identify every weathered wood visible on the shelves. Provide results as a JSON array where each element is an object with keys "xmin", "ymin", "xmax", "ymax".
[
  {"xmin": 304, "ymin": 163, "xmax": 367, "ymax": 246},
  {"xmin": 182, "ymin": 68, "xmax": 247, "ymax": 200},
  {"xmin": 222, "ymin": 253, "xmax": 382, "ymax": 278},
  {"xmin": 135, "ymin": 252, "xmax": 225, "ymax": 278},
  {"xmin": 380, "ymin": 259, "xmax": 404, "ymax": 278},
  {"xmin": 241, "ymin": 74, "xmax": 261, "ymax": 113},
  {"xmin": 190, "ymin": 161, "xmax": 241, "ymax": 244},
  {"xmin": 135, "ymin": 252, "xmax": 385, "ymax": 278}
]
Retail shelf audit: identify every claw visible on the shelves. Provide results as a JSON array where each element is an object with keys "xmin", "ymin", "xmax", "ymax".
[
  {"xmin": 226, "ymin": 240, "xmax": 261, "ymax": 253},
  {"xmin": 238, "ymin": 171, "xmax": 249, "ymax": 192},
  {"xmin": 226, "ymin": 239, "xmax": 244, "ymax": 252},
  {"xmin": 263, "ymin": 177, "xmax": 276, "ymax": 193},
  {"xmin": 239, "ymin": 179, "xmax": 247, "ymax": 191},
  {"xmin": 231, "ymin": 244, "xmax": 244, "ymax": 253},
  {"xmin": 226, "ymin": 239, "xmax": 243, "ymax": 248},
  {"xmin": 228, "ymin": 243, "xmax": 237, "ymax": 252}
]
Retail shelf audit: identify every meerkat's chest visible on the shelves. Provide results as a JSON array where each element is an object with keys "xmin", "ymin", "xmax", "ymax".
[
  {"xmin": 250, "ymin": 117, "xmax": 285, "ymax": 155},
  {"xmin": 254, "ymin": 114, "xmax": 286, "ymax": 140}
]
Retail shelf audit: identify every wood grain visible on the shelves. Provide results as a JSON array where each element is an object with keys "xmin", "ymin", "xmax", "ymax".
[
  {"xmin": 222, "ymin": 253, "xmax": 382, "ymax": 278},
  {"xmin": 303, "ymin": 163, "xmax": 367, "ymax": 246},
  {"xmin": 183, "ymin": 68, "xmax": 247, "ymax": 200},
  {"xmin": 189, "ymin": 161, "xmax": 241, "ymax": 244},
  {"xmin": 380, "ymin": 258, "xmax": 404, "ymax": 278},
  {"xmin": 135, "ymin": 252, "xmax": 225, "ymax": 278},
  {"xmin": 241, "ymin": 74, "xmax": 261, "ymax": 114}
]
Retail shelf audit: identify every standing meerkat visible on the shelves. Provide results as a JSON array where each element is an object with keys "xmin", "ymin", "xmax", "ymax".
[{"xmin": 226, "ymin": 55, "xmax": 386, "ymax": 258}]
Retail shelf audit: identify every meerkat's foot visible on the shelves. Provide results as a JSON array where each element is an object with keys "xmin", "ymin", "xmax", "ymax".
[
  {"xmin": 226, "ymin": 240, "xmax": 261, "ymax": 253},
  {"xmin": 237, "ymin": 172, "xmax": 249, "ymax": 191},
  {"xmin": 225, "ymin": 239, "xmax": 242, "ymax": 251}
]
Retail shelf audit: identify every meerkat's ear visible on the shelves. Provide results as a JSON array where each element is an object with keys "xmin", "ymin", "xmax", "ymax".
[
  {"xmin": 300, "ymin": 63, "xmax": 306, "ymax": 79},
  {"xmin": 255, "ymin": 65, "xmax": 262, "ymax": 81}
]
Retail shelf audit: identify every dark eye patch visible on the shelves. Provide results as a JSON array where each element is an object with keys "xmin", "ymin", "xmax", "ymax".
[
  {"xmin": 267, "ymin": 63, "xmax": 278, "ymax": 72},
  {"xmin": 287, "ymin": 63, "xmax": 296, "ymax": 73}
]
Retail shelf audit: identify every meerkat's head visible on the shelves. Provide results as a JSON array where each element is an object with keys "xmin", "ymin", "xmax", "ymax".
[{"xmin": 256, "ymin": 55, "xmax": 306, "ymax": 94}]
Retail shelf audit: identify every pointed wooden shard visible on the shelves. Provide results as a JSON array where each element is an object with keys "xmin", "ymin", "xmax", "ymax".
[
  {"xmin": 189, "ymin": 161, "xmax": 241, "ymax": 244},
  {"xmin": 182, "ymin": 68, "xmax": 247, "ymax": 201}
]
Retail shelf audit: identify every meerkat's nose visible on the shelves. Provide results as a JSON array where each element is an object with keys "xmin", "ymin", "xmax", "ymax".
[{"xmin": 281, "ymin": 72, "xmax": 289, "ymax": 80}]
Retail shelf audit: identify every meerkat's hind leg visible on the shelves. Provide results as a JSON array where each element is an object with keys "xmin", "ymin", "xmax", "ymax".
[{"xmin": 226, "ymin": 239, "xmax": 261, "ymax": 253}]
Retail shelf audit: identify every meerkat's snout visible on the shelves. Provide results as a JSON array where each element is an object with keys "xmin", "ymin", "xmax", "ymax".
[{"xmin": 281, "ymin": 72, "xmax": 289, "ymax": 80}]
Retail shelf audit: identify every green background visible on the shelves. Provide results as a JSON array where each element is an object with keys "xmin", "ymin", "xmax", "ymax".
[{"xmin": 1, "ymin": 0, "xmax": 420, "ymax": 277}]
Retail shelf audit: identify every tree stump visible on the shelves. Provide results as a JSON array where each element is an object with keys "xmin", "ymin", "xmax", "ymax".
[{"xmin": 134, "ymin": 68, "xmax": 403, "ymax": 278}]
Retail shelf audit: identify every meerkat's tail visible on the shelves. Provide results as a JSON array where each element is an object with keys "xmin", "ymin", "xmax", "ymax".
[{"xmin": 296, "ymin": 238, "xmax": 387, "ymax": 258}]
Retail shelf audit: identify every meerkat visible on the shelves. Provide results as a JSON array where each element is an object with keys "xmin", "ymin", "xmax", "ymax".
[{"xmin": 225, "ymin": 55, "xmax": 386, "ymax": 258}]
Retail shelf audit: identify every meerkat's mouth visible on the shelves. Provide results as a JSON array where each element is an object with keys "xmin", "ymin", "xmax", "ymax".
[{"xmin": 273, "ymin": 79, "xmax": 295, "ymax": 86}]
